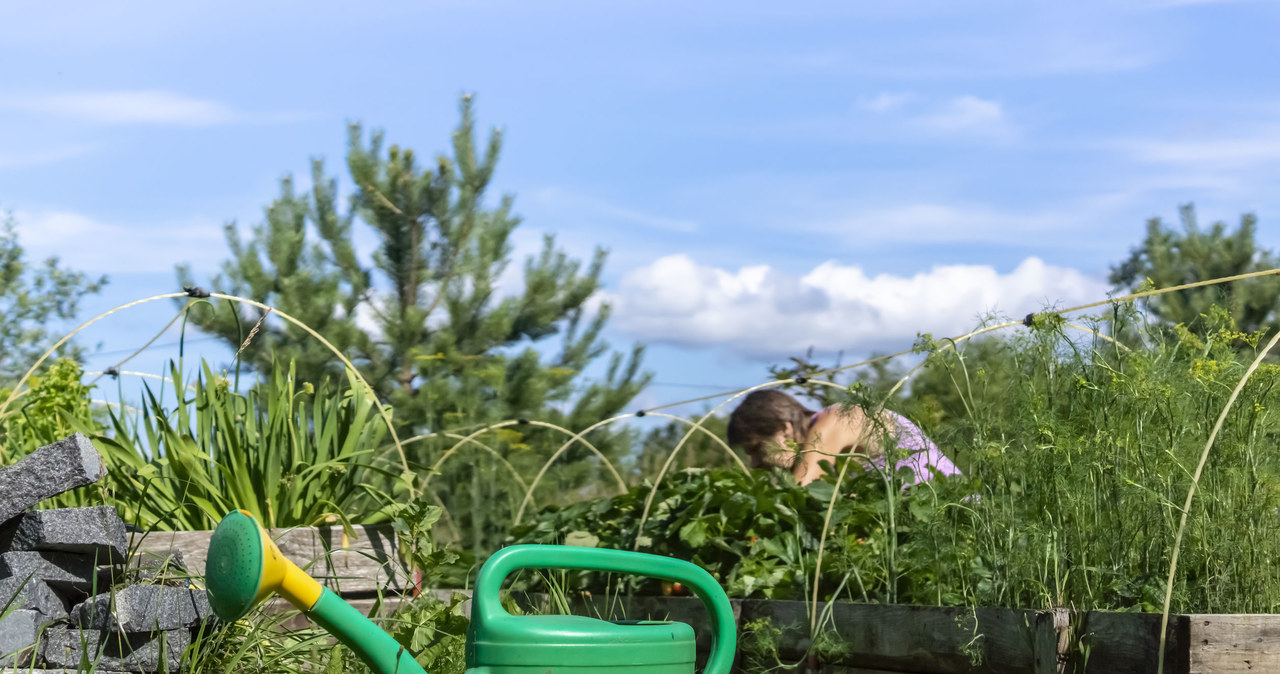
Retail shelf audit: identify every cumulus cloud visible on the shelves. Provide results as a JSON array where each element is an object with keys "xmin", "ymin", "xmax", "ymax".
[
  {"xmin": 604, "ymin": 255, "xmax": 1109, "ymax": 358},
  {"xmin": 0, "ymin": 91, "xmax": 242, "ymax": 126}
]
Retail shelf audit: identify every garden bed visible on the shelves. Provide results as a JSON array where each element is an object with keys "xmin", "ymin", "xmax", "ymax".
[
  {"xmin": 498, "ymin": 592, "xmax": 1274, "ymax": 674},
  {"xmin": 131, "ymin": 525, "xmax": 1277, "ymax": 672},
  {"xmin": 130, "ymin": 523, "xmax": 407, "ymax": 598}
]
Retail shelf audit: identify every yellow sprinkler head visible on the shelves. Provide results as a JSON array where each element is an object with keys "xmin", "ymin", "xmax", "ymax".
[{"xmin": 205, "ymin": 510, "xmax": 322, "ymax": 621}]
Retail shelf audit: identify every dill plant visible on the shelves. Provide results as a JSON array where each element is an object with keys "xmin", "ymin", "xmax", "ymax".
[{"xmin": 905, "ymin": 304, "xmax": 1280, "ymax": 613}]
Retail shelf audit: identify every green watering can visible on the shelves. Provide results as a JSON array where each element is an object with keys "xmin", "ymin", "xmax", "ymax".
[{"xmin": 204, "ymin": 510, "xmax": 736, "ymax": 674}]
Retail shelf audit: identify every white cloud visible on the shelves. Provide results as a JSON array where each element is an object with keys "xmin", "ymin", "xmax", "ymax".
[
  {"xmin": 604, "ymin": 255, "xmax": 1109, "ymax": 358},
  {"xmin": 915, "ymin": 95, "xmax": 1005, "ymax": 133},
  {"xmin": 12, "ymin": 210, "xmax": 226, "ymax": 274},
  {"xmin": 0, "ymin": 91, "xmax": 241, "ymax": 126}
]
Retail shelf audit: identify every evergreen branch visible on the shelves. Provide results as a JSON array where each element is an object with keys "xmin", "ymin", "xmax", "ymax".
[{"xmin": 364, "ymin": 183, "xmax": 405, "ymax": 216}]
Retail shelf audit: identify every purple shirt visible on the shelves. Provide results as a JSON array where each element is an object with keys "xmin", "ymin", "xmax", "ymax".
[{"xmin": 814, "ymin": 408, "xmax": 960, "ymax": 486}]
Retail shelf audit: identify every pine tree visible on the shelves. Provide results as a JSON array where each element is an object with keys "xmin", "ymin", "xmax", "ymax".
[
  {"xmin": 178, "ymin": 96, "xmax": 651, "ymax": 553},
  {"xmin": 175, "ymin": 164, "xmax": 370, "ymax": 384},
  {"xmin": 1110, "ymin": 204, "xmax": 1280, "ymax": 335}
]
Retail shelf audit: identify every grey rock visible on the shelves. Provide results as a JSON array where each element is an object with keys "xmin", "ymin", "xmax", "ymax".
[
  {"xmin": 0, "ymin": 577, "xmax": 68, "ymax": 619},
  {"xmin": 72, "ymin": 585, "xmax": 212, "ymax": 632},
  {"xmin": 43, "ymin": 627, "xmax": 189, "ymax": 673},
  {"xmin": 0, "ymin": 552, "xmax": 106, "ymax": 593},
  {"xmin": 130, "ymin": 550, "xmax": 188, "ymax": 586},
  {"xmin": 0, "ymin": 506, "xmax": 127, "ymax": 564},
  {"xmin": 0, "ymin": 435, "xmax": 105, "ymax": 527},
  {"xmin": 0, "ymin": 610, "xmax": 43, "ymax": 668}
]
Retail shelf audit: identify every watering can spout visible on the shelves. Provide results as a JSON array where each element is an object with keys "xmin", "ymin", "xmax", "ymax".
[{"xmin": 205, "ymin": 510, "xmax": 428, "ymax": 674}]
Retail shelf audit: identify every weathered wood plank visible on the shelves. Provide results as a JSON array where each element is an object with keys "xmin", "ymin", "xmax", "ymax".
[
  {"xmin": 497, "ymin": 595, "xmax": 1203, "ymax": 674},
  {"xmin": 1185, "ymin": 614, "xmax": 1280, "ymax": 674},
  {"xmin": 528, "ymin": 596, "xmax": 1042, "ymax": 673},
  {"xmin": 1073, "ymin": 611, "xmax": 1189, "ymax": 674},
  {"xmin": 752, "ymin": 601, "xmax": 1047, "ymax": 674},
  {"xmin": 1033, "ymin": 609, "xmax": 1070, "ymax": 674},
  {"xmin": 130, "ymin": 524, "xmax": 407, "ymax": 596}
]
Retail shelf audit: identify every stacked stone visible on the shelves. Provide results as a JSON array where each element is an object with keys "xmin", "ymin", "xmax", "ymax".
[{"xmin": 0, "ymin": 434, "xmax": 213, "ymax": 672}]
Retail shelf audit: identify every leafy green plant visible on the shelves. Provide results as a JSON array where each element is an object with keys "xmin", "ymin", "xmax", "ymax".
[
  {"xmin": 510, "ymin": 463, "xmax": 970, "ymax": 602},
  {"xmin": 0, "ymin": 358, "xmax": 101, "ymax": 460},
  {"xmin": 383, "ymin": 592, "xmax": 469, "ymax": 674},
  {"xmin": 96, "ymin": 358, "xmax": 401, "ymax": 531}
]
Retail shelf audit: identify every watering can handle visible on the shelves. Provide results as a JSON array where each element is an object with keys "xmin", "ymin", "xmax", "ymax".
[{"xmin": 472, "ymin": 544, "xmax": 736, "ymax": 674}]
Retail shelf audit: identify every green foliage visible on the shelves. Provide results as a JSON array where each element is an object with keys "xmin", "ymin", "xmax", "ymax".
[
  {"xmin": 178, "ymin": 95, "xmax": 650, "ymax": 555},
  {"xmin": 1110, "ymin": 203, "xmax": 1280, "ymax": 335},
  {"xmin": 0, "ymin": 358, "xmax": 101, "ymax": 458},
  {"xmin": 384, "ymin": 593, "xmax": 470, "ymax": 674},
  {"xmin": 96, "ymin": 358, "xmax": 395, "ymax": 531},
  {"xmin": 511, "ymin": 463, "xmax": 970, "ymax": 602},
  {"xmin": 906, "ymin": 305, "xmax": 1280, "ymax": 613},
  {"xmin": 0, "ymin": 213, "xmax": 107, "ymax": 384},
  {"xmin": 738, "ymin": 617, "xmax": 848, "ymax": 674},
  {"xmin": 918, "ymin": 305, "xmax": 1280, "ymax": 613},
  {"xmin": 380, "ymin": 498, "xmax": 473, "ymax": 674},
  {"xmin": 389, "ymin": 498, "xmax": 460, "ymax": 590},
  {"xmin": 186, "ymin": 607, "xmax": 354, "ymax": 673}
]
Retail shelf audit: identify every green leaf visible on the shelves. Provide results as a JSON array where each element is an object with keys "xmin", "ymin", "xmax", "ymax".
[{"xmin": 679, "ymin": 520, "xmax": 709, "ymax": 548}]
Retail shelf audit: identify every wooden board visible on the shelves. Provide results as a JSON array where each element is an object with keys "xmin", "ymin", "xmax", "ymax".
[
  {"xmin": 1074, "ymin": 611, "xmax": 1189, "ymax": 674},
  {"xmin": 1186, "ymin": 614, "xmax": 1280, "ymax": 674},
  {"xmin": 130, "ymin": 524, "xmax": 407, "ymax": 596},
  {"xmin": 749, "ymin": 600, "xmax": 1056, "ymax": 674},
  {"xmin": 515, "ymin": 595, "xmax": 1067, "ymax": 674}
]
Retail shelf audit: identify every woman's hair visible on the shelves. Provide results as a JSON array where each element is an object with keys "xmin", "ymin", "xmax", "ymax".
[{"xmin": 727, "ymin": 390, "xmax": 816, "ymax": 469}]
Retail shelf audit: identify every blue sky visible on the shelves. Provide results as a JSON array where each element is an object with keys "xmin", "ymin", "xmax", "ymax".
[{"xmin": 2, "ymin": 0, "xmax": 1278, "ymax": 413}]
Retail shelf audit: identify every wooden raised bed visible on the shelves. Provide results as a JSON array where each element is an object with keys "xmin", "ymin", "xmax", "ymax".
[
  {"xmin": 129, "ymin": 523, "xmax": 407, "ymax": 597},
  {"xmin": 124, "ymin": 529, "xmax": 1280, "ymax": 672},
  {"xmin": 501, "ymin": 593, "xmax": 1280, "ymax": 674}
]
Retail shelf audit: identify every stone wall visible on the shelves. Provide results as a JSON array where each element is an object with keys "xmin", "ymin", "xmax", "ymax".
[{"xmin": 0, "ymin": 434, "xmax": 213, "ymax": 672}]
